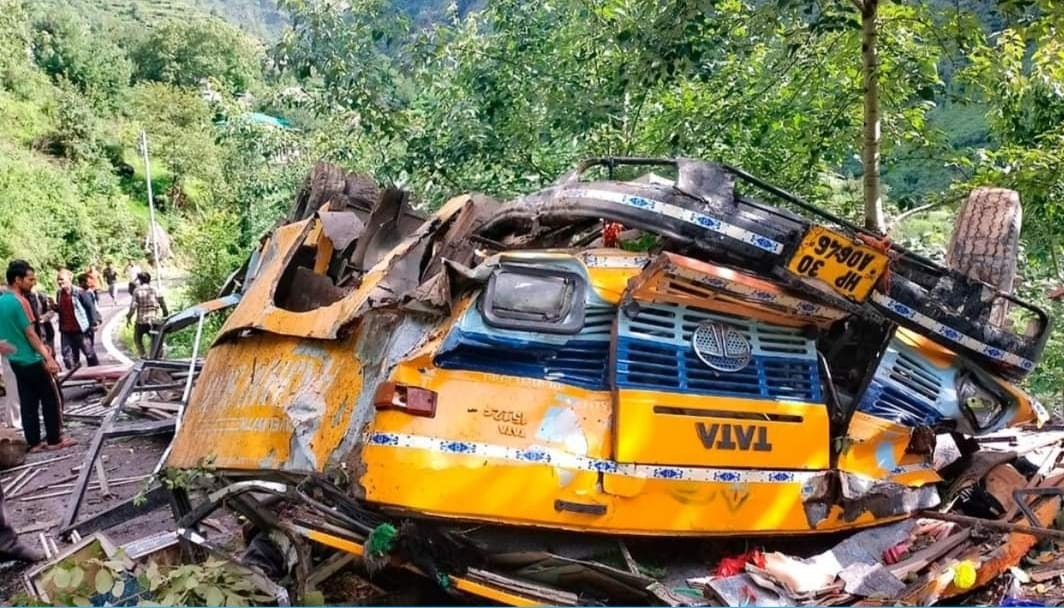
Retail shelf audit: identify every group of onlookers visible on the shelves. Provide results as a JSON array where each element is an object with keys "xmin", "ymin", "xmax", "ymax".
[{"xmin": 0, "ymin": 257, "xmax": 169, "ymax": 562}]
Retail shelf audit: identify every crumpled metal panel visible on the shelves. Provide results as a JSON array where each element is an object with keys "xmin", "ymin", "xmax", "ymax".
[
  {"xmin": 216, "ymin": 195, "xmax": 474, "ymax": 342},
  {"xmin": 166, "ymin": 331, "xmax": 363, "ymax": 471}
]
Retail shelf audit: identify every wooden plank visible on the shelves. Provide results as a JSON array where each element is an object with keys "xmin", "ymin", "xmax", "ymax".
[
  {"xmin": 1030, "ymin": 564, "xmax": 1064, "ymax": 583},
  {"xmin": 18, "ymin": 477, "xmax": 149, "ymax": 502},
  {"xmin": 102, "ymin": 419, "xmax": 176, "ymax": 439},
  {"xmin": 94, "ymin": 460, "xmax": 111, "ymax": 497},
  {"xmin": 132, "ymin": 400, "xmax": 182, "ymax": 412},
  {"xmin": 888, "ymin": 529, "xmax": 971, "ymax": 578},
  {"xmin": 0, "ymin": 454, "xmax": 74, "ymax": 477},
  {"xmin": 9, "ymin": 469, "xmax": 42, "ymax": 496},
  {"xmin": 3, "ymin": 469, "xmax": 32, "ymax": 494}
]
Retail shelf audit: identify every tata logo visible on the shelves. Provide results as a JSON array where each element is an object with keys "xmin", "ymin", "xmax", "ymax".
[
  {"xmin": 691, "ymin": 321, "xmax": 752, "ymax": 372},
  {"xmin": 697, "ymin": 423, "xmax": 773, "ymax": 452}
]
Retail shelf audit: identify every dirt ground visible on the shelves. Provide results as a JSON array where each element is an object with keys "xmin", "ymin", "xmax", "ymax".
[{"xmin": 0, "ymin": 415, "xmax": 175, "ymax": 600}]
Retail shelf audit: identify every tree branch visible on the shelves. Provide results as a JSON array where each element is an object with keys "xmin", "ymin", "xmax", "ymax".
[{"xmin": 887, "ymin": 196, "xmax": 957, "ymax": 234}]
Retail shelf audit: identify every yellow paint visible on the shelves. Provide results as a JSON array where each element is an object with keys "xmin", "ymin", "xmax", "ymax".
[
  {"xmin": 837, "ymin": 411, "xmax": 941, "ymax": 485},
  {"xmin": 295, "ymin": 527, "xmax": 542, "ymax": 606},
  {"xmin": 614, "ymin": 389, "xmax": 830, "ymax": 469},
  {"xmin": 786, "ymin": 225, "xmax": 888, "ymax": 302},
  {"xmin": 362, "ymin": 366, "xmax": 877, "ymax": 535},
  {"xmin": 168, "ymin": 331, "xmax": 363, "ymax": 471},
  {"xmin": 837, "ymin": 411, "xmax": 911, "ymax": 479},
  {"xmin": 897, "ymin": 327, "xmax": 955, "ymax": 367},
  {"xmin": 449, "ymin": 579, "xmax": 544, "ymax": 607},
  {"xmin": 362, "ymin": 437, "xmax": 889, "ymax": 535},
  {"xmin": 379, "ymin": 363, "xmax": 613, "ymax": 457},
  {"xmin": 301, "ymin": 527, "xmax": 364, "ymax": 556}
]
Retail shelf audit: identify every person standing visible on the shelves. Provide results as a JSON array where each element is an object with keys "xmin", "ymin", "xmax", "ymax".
[
  {"xmin": 102, "ymin": 261, "xmax": 118, "ymax": 305},
  {"xmin": 0, "ymin": 339, "xmax": 44, "ymax": 563},
  {"xmin": 85, "ymin": 264, "xmax": 102, "ymax": 304},
  {"xmin": 77, "ymin": 273, "xmax": 102, "ymax": 353},
  {"xmin": 125, "ymin": 259, "xmax": 142, "ymax": 296},
  {"xmin": 127, "ymin": 272, "xmax": 169, "ymax": 358},
  {"xmin": 0, "ymin": 260, "xmax": 75, "ymax": 453},
  {"xmin": 26, "ymin": 288, "xmax": 56, "ymax": 361},
  {"xmin": 55, "ymin": 269, "xmax": 100, "ymax": 370}
]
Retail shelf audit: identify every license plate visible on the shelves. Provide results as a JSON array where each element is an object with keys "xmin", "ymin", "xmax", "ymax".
[{"xmin": 787, "ymin": 226, "xmax": 888, "ymax": 302}]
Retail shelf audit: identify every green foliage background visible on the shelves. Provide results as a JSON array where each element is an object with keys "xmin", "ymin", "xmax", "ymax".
[{"xmin": 0, "ymin": 0, "xmax": 1063, "ymax": 405}]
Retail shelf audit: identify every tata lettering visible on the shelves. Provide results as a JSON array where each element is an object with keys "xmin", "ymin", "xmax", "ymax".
[{"xmin": 696, "ymin": 422, "xmax": 772, "ymax": 452}]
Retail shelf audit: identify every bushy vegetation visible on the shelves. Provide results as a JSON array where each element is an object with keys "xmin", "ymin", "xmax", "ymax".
[{"xmin": 2, "ymin": 0, "xmax": 1064, "ymax": 406}]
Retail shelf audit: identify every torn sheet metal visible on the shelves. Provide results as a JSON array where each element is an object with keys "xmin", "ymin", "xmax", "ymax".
[
  {"xmin": 167, "ymin": 332, "xmax": 363, "ymax": 471},
  {"xmin": 318, "ymin": 210, "xmax": 365, "ymax": 250},
  {"xmin": 626, "ymin": 252, "xmax": 848, "ymax": 327},
  {"xmin": 215, "ymin": 194, "xmax": 474, "ymax": 342}
]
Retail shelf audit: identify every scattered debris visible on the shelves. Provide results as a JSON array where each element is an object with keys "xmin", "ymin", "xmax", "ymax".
[{"xmin": 10, "ymin": 159, "xmax": 1064, "ymax": 606}]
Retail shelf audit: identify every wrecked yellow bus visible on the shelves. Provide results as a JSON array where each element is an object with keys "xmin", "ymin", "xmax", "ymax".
[{"xmin": 159, "ymin": 158, "xmax": 1049, "ymax": 603}]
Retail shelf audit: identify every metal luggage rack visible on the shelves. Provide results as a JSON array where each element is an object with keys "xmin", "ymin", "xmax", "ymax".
[{"xmin": 513, "ymin": 157, "xmax": 1050, "ymax": 377}]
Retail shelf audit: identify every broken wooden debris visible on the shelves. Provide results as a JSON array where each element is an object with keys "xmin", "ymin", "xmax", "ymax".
[
  {"xmin": 60, "ymin": 359, "xmax": 194, "ymax": 534},
  {"xmin": 0, "ymin": 453, "xmax": 73, "ymax": 479}
]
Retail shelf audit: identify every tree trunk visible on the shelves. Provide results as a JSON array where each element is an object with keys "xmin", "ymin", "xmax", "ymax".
[{"xmin": 861, "ymin": 0, "xmax": 883, "ymax": 233}]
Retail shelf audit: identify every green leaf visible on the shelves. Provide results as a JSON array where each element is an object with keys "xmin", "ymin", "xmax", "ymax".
[
  {"xmin": 147, "ymin": 562, "xmax": 163, "ymax": 591},
  {"xmin": 53, "ymin": 568, "xmax": 72, "ymax": 590},
  {"xmin": 72, "ymin": 595, "xmax": 91, "ymax": 607},
  {"xmin": 95, "ymin": 568, "xmax": 114, "ymax": 595},
  {"xmin": 226, "ymin": 592, "xmax": 248, "ymax": 606},
  {"xmin": 205, "ymin": 585, "xmax": 225, "ymax": 606},
  {"xmin": 303, "ymin": 590, "xmax": 326, "ymax": 605},
  {"xmin": 112, "ymin": 578, "xmax": 126, "ymax": 598},
  {"xmin": 184, "ymin": 573, "xmax": 202, "ymax": 591},
  {"xmin": 68, "ymin": 566, "xmax": 85, "ymax": 590}
]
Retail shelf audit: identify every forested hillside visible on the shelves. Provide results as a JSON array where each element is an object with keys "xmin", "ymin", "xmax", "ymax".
[{"xmin": 0, "ymin": 0, "xmax": 1062, "ymax": 399}]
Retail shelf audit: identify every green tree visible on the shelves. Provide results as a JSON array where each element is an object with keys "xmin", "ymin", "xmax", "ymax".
[
  {"xmin": 130, "ymin": 18, "xmax": 264, "ymax": 92},
  {"xmin": 129, "ymin": 82, "xmax": 224, "ymax": 208},
  {"xmin": 30, "ymin": 10, "xmax": 132, "ymax": 110}
]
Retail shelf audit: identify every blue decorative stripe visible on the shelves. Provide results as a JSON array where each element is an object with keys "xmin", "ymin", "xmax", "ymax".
[
  {"xmin": 366, "ymin": 432, "xmax": 817, "ymax": 483},
  {"xmin": 616, "ymin": 336, "xmax": 822, "ymax": 402}
]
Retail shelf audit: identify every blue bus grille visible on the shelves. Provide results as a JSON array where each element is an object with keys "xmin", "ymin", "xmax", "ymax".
[
  {"xmin": 857, "ymin": 342, "xmax": 948, "ymax": 426},
  {"xmin": 616, "ymin": 303, "xmax": 822, "ymax": 403}
]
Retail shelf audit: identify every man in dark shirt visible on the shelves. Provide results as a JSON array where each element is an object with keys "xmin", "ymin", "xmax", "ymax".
[
  {"xmin": 55, "ymin": 269, "xmax": 100, "ymax": 370},
  {"xmin": 26, "ymin": 290, "xmax": 55, "ymax": 361},
  {"xmin": 102, "ymin": 261, "xmax": 118, "ymax": 305}
]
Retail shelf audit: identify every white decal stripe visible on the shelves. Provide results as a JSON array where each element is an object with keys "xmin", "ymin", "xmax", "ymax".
[
  {"xmin": 568, "ymin": 188, "xmax": 785, "ymax": 254},
  {"xmin": 871, "ymin": 292, "xmax": 1035, "ymax": 371},
  {"xmin": 366, "ymin": 432, "xmax": 816, "ymax": 484}
]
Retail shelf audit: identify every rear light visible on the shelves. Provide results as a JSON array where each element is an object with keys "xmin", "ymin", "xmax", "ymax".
[{"xmin": 373, "ymin": 382, "xmax": 438, "ymax": 417}]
